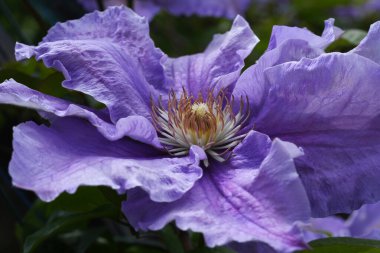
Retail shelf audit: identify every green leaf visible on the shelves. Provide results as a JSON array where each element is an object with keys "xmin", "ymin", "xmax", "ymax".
[
  {"xmin": 23, "ymin": 204, "xmax": 118, "ymax": 253},
  {"xmin": 65, "ymin": 228, "xmax": 106, "ymax": 253},
  {"xmin": 48, "ymin": 186, "xmax": 123, "ymax": 213},
  {"xmin": 18, "ymin": 186, "xmax": 124, "ymax": 244},
  {"xmin": 341, "ymin": 29, "xmax": 368, "ymax": 45},
  {"xmin": 160, "ymin": 226, "xmax": 185, "ymax": 253},
  {"xmin": 298, "ymin": 237, "xmax": 380, "ymax": 253}
]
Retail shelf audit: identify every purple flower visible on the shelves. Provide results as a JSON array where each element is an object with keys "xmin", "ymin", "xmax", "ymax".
[
  {"xmin": 78, "ymin": 0, "xmax": 251, "ymax": 19},
  {"xmin": 335, "ymin": 0, "xmax": 380, "ymax": 20},
  {"xmin": 0, "ymin": 6, "xmax": 311, "ymax": 252},
  {"xmin": 302, "ymin": 201, "xmax": 380, "ymax": 242},
  {"xmin": 134, "ymin": 0, "xmax": 251, "ymax": 20}
]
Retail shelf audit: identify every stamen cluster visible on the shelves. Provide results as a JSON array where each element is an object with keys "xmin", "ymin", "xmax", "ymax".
[{"xmin": 152, "ymin": 89, "xmax": 250, "ymax": 166}]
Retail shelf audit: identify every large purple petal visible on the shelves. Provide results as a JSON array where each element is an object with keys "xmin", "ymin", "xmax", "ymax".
[
  {"xmin": 163, "ymin": 15, "xmax": 259, "ymax": 96},
  {"xmin": 254, "ymin": 53, "xmax": 380, "ymax": 216},
  {"xmin": 351, "ymin": 21, "xmax": 380, "ymax": 65},
  {"xmin": 134, "ymin": 0, "xmax": 251, "ymax": 20},
  {"xmin": 267, "ymin": 19, "xmax": 343, "ymax": 51},
  {"xmin": 0, "ymin": 79, "xmax": 161, "ymax": 147},
  {"xmin": 123, "ymin": 131, "xmax": 310, "ymax": 252},
  {"xmin": 16, "ymin": 6, "xmax": 166, "ymax": 122},
  {"xmin": 10, "ymin": 118, "xmax": 205, "ymax": 202}
]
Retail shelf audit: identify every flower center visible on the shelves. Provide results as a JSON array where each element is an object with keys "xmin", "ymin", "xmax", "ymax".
[{"xmin": 151, "ymin": 89, "xmax": 250, "ymax": 167}]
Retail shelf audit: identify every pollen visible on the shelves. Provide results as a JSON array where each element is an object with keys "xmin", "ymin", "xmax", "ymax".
[{"xmin": 151, "ymin": 88, "xmax": 250, "ymax": 167}]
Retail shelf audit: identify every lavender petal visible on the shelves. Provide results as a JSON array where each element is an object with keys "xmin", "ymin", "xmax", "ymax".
[
  {"xmin": 267, "ymin": 19, "xmax": 342, "ymax": 51},
  {"xmin": 256, "ymin": 53, "xmax": 380, "ymax": 216},
  {"xmin": 0, "ymin": 79, "xmax": 162, "ymax": 147},
  {"xmin": 10, "ymin": 118, "xmax": 204, "ymax": 202},
  {"xmin": 351, "ymin": 21, "xmax": 380, "ymax": 65},
  {"xmin": 15, "ymin": 6, "xmax": 166, "ymax": 123}
]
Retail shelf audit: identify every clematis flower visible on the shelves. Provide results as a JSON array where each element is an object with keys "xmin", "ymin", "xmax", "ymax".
[
  {"xmin": 335, "ymin": 0, "xmax": 380, "ymax": 20},
  {"xmin": 78, "ymin": 0, "xmax": 251, "ymax": 20},
  {"xmin": 0, "ymin": 6, "xmax": 311, "ymax": 252}
]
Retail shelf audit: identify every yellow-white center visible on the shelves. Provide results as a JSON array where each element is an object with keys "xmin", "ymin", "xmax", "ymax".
[{"xmin": 151, "ymin": 90, "xmax": 250, "ymax": 167}]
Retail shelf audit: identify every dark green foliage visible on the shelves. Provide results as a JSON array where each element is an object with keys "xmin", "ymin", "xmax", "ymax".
[{"xmin": 299, "ymin": 237, "xmax": 380, "ymax": 253}]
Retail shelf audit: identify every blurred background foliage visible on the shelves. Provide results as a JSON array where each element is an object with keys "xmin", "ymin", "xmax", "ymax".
[{"xmin": 1, "ymin": 0, "xmax": 380, "ymax": 252}]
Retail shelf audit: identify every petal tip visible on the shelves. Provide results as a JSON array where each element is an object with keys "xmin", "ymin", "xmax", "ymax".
[{"xmin": 15, "ymin": 42, "xmax": 34, "ymax": 61}]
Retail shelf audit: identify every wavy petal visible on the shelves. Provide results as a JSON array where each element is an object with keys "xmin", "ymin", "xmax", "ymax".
[
  {"xmin": 351, "ymin": 21, "xmax": 380, "ymax": 65},
  {"xmin": 15, "ymin": 6, "xmax": 166, "ymax": 122},
  {"xmin": 123, "ymin": 131, "xmax": 310, "ymax": 252},
  {"xmin": 0, "ymin": 79, "xmax": 161, "ymax": 147},
  {"xmin": 267, "ymin": 19, "xmax": 342, "ymax": 51},
  {"xmin": 10, "ymin": 118, "xmax": 205, "ymax": 202},
  {"xmin": 163, "ymin": 15, "xmax": 259, "ymax": 96},
  {"xmin": 255, "ymin": 53, "xmax": 380, "ymax": 216}
]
